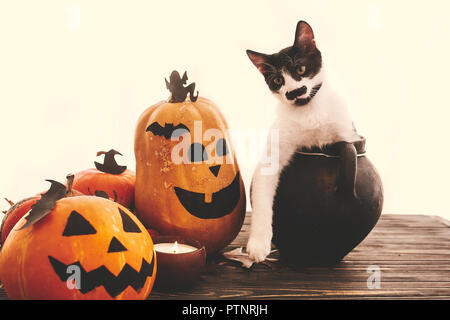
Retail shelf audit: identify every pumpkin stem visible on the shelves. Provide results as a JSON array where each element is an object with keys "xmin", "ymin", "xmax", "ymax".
[
  {"xmin": 94, "ymin": 149, "xmax": 127, "ymax": 175},
  {"xmin": 4, "ymin": 198, "xmax": 14, "ymax": 207},
  {"xmin": 65, "ymin": 173, "xmax": 75, "ymax": 196},
  {"xmin": 165, "ymin": 70, "xmax": 199, "ymax": 103}
]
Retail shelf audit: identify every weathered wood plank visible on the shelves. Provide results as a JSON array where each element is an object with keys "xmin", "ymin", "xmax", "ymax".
[
  {"xmin": 0, "ymin": 213, "xmax": 449, "ymax": 300},
  {"xmin": 149, "ymin": 213, "xmax": 450, "ymax": 300},
  {"xmin": 150, "ymin": 289, "xmax": 450, "ymax": 300}
]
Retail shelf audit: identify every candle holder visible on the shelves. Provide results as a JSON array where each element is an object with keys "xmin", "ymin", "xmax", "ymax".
[{"xmin": 153, "ymin": 235, "xmax": 206, "ymax": 289}]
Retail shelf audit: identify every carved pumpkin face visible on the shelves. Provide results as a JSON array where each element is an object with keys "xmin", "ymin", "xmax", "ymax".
[
  {"xmin": 0, "ymin": 196, "xmax": 156, "ymax": 300},
  {"xmin": 134, "ymin": 72, "xmax": 246, "ymax": 254}
]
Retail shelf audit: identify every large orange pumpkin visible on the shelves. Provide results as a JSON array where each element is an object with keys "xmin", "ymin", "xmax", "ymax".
[
  {"xmin": 73, "ymin": 149, "xmax": 136, "ymax": 210},
  {"xmin": 0, "ymin": 183, "xmax": 156, "ymax": 300},
  {"xmin": 134, "ymin": 71, "xmax": 246, "ymax": 254}
]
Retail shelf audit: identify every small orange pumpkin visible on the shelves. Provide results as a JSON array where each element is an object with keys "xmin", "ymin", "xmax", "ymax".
[
  {"xmin": 0, "ymin": 181, "xmax": 156, "ymax": 300},
  {"xmin": 134, "ymin": 71, "xmax": 246, "ymax": 254},
  {"xmin": 1, "ymin": 197, "xmax": 37, "ymax": 245},
  {"xmin": 0, "ymin": 174, "xmax": 81, "ymax": 245},
  {"xmin": 73, "ymin": 149, "xmax": 136, "ymax": 210}
]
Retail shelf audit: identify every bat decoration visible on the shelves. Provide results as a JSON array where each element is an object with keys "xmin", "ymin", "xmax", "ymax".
[
  {"xmin": 165, "ymin": 70, "xmax": 198, "ymax": 103},
  {"xmin": 18, "ymin": 180, "xmax": 67, "ymax": 230},
  {"xmin": 146, "ymin": 122, "xmax": 189, "ymax": 139},
  {"xmin": 94, "ymin": 149, "xmax": 127, "ymax": 175}
]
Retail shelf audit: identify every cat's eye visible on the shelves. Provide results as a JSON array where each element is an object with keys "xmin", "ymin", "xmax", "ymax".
[
  {"xmin": 273, "ymin": 77, "xmax": 283, "ymax": 85},
  {"xmin": 296, "ymin": 65, "xmax": 306, "ymax": 75}
]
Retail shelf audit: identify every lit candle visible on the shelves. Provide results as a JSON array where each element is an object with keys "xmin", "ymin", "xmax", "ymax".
[
  {"xmin": 152, "ymin": 236, "xmax": 206, "ymax": 289},
  {"xmin": 154, "ymin": 241, "xmax": 197, "ymax": 254}
]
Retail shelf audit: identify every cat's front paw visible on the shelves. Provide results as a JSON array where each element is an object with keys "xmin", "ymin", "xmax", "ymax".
[{"xmin": 246, "ymin": 234, "xmax": 272, "ymax": 263}]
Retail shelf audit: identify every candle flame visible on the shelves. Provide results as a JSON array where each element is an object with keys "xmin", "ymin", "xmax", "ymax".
[{"xmin": 172, "ymin": 241, "xmax": 179, "ymax": 254}]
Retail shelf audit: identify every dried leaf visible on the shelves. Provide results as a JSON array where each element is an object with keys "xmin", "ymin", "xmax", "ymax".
[
  {"xmin": 4, "ymin": 198, "xmax": 15, "ymax": 206},
  {"xmin": 222, "ymin": 247, "xmax": 278, "ymax": 269}
]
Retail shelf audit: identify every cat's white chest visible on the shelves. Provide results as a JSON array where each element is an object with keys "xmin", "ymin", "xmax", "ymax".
[{"xmin": 274, "ymin": 84, "xmax": 358, "ymax": 151}]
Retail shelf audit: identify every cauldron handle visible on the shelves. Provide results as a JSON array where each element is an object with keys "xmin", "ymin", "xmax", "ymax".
[{"xmin": 336, "ymin": 142, "xmax": 358, "ymax": 199}]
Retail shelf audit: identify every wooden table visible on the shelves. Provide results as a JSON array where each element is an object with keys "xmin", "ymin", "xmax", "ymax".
[
  {"xmin": 1, "ymin": 213, "xmax": 449, "ymax": 300},
  {"xmin": 150, "ymin": 213, "xmax": 450, "ymax": 300}
]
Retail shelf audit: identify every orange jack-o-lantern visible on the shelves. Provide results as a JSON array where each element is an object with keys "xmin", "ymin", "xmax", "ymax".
[
  {"xmin": 0, "ymin": 181, "xmax": 156, "ymax": 300},
  {"xmin": 134, "ymin": 71, "xmax": 246, "ymax": 254},
  {"xmin": 73, "ymin": 149, "xmax": 136, "ymax": 210}
]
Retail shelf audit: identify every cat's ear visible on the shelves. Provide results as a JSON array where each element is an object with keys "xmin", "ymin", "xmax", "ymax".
[
  {"xmin": 247, "ymin": 50, "xmax": 271, "ymax": 74},
  {"xmin": 293, "ymin": 21, "xmax": 316, "ymax": 50}
]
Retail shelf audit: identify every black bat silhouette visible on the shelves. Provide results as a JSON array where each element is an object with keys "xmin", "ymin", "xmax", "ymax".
[
  {"xmin": 18, "ymin": 180, "xmax": 67, "ymax": 230},
  {"xmin": 146, "ymin": 122, "xmax": 189, "ymax": 139}
]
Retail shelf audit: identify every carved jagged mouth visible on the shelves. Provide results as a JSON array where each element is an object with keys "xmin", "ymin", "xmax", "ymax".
[
  {"xmin": 48, "ymin": 255, "xmax": 155, "ymax": 298},
  {"xmin": 174, "ymin": 171, "xmax": 241, "ymax": 219}
]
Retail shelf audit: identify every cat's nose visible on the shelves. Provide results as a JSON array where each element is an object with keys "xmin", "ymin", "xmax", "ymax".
[{"xmin": 286, "ymin": 86, "xmax": 307, "ymax": 100}]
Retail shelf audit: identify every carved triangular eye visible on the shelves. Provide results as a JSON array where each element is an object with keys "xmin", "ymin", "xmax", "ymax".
[
  {"xmin": 107, "ymin": 236, "xmax": 127, "ymax": 253},
  {"xmin": 63, "ymin": 211, "xmax": 97, "ymax": 236},
  {"xmin": 118, "ymin": 207, "xmax": 141, "ymax": 233}
]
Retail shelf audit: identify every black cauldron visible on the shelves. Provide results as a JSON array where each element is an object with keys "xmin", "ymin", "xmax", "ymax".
[{"xmin": 272, "ymin": 138, "xmax": 383, "ymax": 266}]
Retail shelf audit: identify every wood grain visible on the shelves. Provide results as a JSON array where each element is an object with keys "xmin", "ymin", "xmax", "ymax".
[
  {"xmin": 0, "ymin": 213, "xmax": 449, "ymax": 300},
  {"xmin": 149, "ymin": 213, "xmax": 450, "ymax": 300}
]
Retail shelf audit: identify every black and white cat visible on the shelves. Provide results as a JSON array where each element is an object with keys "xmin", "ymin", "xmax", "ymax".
[{"xmin": 246, "ymin": 21, "xmax": 361, "ymax": 262}]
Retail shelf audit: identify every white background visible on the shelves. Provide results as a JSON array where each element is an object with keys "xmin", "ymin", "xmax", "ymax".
[{"xmin": 1, "ymin": 0, "xmax": 449, "ymax": 219}]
